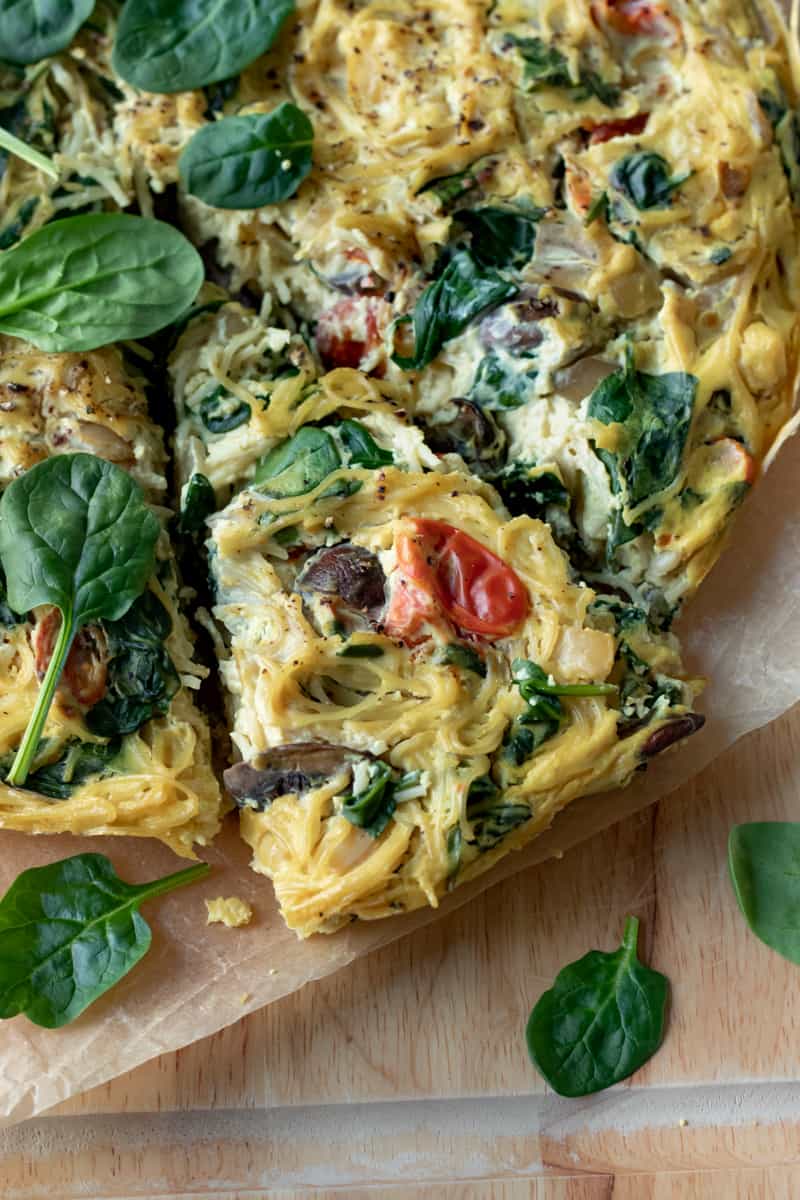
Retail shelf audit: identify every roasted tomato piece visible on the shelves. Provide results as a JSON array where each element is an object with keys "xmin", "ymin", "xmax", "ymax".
[
  {"xmin": 386, "ymin": 519, "xmax": 529, "ymax": 640},
  {"xmin": 588, "ymin": 114, "xmax": 649, "ymax": 144},
  {"xmin": 593, "ymin": 0, "xmax": 679, "ymax": 38},
  {"xmin": 315, "ymin": 297, "xmax": 389, "ymax": 370},
  {"xmin": 32, "ymin": 608, "xmax": 108, "ymax": 708}
]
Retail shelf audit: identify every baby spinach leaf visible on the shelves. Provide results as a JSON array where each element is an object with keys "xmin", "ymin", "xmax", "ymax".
[
  {"xmin": 506, "ymin": 35, "xmax": 619, "ymax": 106},
  {"xmin": 588, "ymin": 354, "xmax": 697, "ymax": 507},
  {"xmin": 0, "ymin": 454, "xmax": 160, "ymax": 787},
  {"xmin": 198, "ymin": 386, "xmax": 251, "ymax": 434},
  {"xmin": 254, "ymin": 427, "xmax": 342, "ymax": 496},
  {"xmin": 611, "ymin": 152, "xmax": 689, "ymax": 211},
  {"xmin": 180, "ymin": 103, "xmax": 313, "ymax": 209},
  {"xmin": 436, "ymin": 643, "xmax": 487, "ymax": 677},
  {"xmin": 0, "ymin": 0, "xmax": 94, "ymax": 66},
  {"xmin": 454, "ymin": 204, "xmax": 545, "ymax": 269},
  {"xmin": 467, "ymin": 776, "xmax": 530, "ymax": 850},
  {"xmin": 113, "ymin": 0, "xmax": 295, "ymax": 93},
  {"xmin": 728, "ymin": 823, "xmax": 800, "ymax": 964},
  {"xmin": 0, "ymin": 214, "xmax": 204, "ymax": 352},
  {"xmin": 393, "ymin": 248, "xmax": 518, "ymax": 370},
  {"xmin": 15, "ymin": 738, "xmax": 123, "ymax": 801},
  {"xmin": 526, "ymin": 916, "xmax": 668, "ymax": 1096},
  {"xmin": 179, "ymin": 472, "xmax": 217, "ymax": 535},
  {"xmin": 338, "ymin": 419, "xmax": 394, "ymax": 469},
  {"xmin": 0, "ymin": 565, "xmax": 23, "ymax": 628},
  {"xmin": 0, "ymin": 853, "xmax": 210, "ymax": 1028},
  {"xmin": 468, "ymin": 352, "xmax": 537, "ymax": 411}
]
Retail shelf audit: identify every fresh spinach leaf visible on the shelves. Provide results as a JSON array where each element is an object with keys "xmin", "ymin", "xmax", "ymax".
[
  {"xmin": 0, "ymin": 0, "xmax": 94, "ymax": 66},
  {"xmin": 611, "ymin": 152, "xmax": 689, "ymax": 210},
  {"xmin": 436, "ymin": 643, "xmax": 487, "ymax": 677},
  {"xmin": 86, "ymin": 592, "xmax": 180, "ymax": 738},
  {"xmin": 180, "ymin": 103, "xmax": 313, "ymax": 209},
  {"xmin": 254, "ymin": 427, "xmax": 342, "ymax": 496},
  {"xmin": 338, "ymin": 419, "xmax": 394, "ymax": 469},
  {"xmin": 179, "ymin": 472, "xmax": 216, "ymax": 535},
  {"xmin": 454, "ymin": 204, "xmax": 545, "ymax": 269},
  {"xmin": 0, "ymin": 565, "xmax": 23, "ymax": 627},
  {"xmin": 198, "ymin": 386, "xmax": 251, "ymax": 434},
  {"xmin": 728, "ymin": 823, "xmax": 800, "ymax": 964},
  {"xmin": 16, "ymin": 738, "xmax": 122, "ymax": 800},
  {"xmin": 506, "ymin": 35, "xmax": 619, "ymax": 106},
  {"xmin": 0, "ymin": 214, "xmax": 203, "ymax": 352},
  {"xmin": 0, "ymin": 853, "xmax": 210, "ymax": 1028},
  {"xmin": 467, "ymin": 775, "xmax": 530, "ymax": 850},
  {"xmin": 468, "ymin": 352, "xmax": 537, "ymax": 411},
  {"xmin": 113, "ymin": 0, "xmax": 295, "ymax": 93},
  {"xmin": 393, "ymin": 248, "xmax": 518, "ymax": 371},
  {"xmin": 588, "ymin": 353, "xmax": 697, "ymax": 507},
  {"xmin": 0, "ymin": 454, "xmax": 160, "ymax": 786},
  {"xmin": 526, "ymin": 915, "xmax": 668, "ymax": 1096}
]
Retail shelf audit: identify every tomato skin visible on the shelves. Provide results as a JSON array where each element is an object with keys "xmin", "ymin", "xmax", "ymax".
[
  {"xmin": 588, "ymin": 114, "xmax": 649, "ymax": 145},
  {"xmin": 315, "ymin": 297, "xmax": 387, "ymax": 371},
  {"xmin": 387, "ymin": 519, "xmax": 529, "ymax": 639},
  {"xmin": 32, "ymin": 608, "xmax": 108, "ymax": 708},
  {"xmin": 592, "ymin": 0, "xmax": 677, "ymax": 37}
]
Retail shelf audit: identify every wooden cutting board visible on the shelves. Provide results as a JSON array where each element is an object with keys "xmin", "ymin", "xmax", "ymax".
[{"xmin": 1, "ymin": 706, "xmax": 799, "ymax": 1198}]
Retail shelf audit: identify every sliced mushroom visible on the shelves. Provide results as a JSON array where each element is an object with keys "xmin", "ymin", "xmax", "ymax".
[
  {"xmin": 422, "ymin": 399, "xmax": 506, "ymax": 477},
  {"xmin": 642, "ymin": 713, "xmax": 705, "ymax": 758},
  {"xmin": 296, "ymin": 543, "xmax": 387, "ymax": 625},
  {"xmin": 554, "ymin": 355, "xmax": 617, "ymax": 402},
  {"xmin": 224, "ymin": 742, "xmax": 355, "ymax": 808},
  {"xmin": 479, "ymin": 290, "xmax": 559, "ymax": 353}
]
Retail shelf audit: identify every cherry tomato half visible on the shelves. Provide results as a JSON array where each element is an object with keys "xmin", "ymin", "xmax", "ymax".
[
  {"xmin": 32, "ymin": 608, "xmax": 108, "ymax": 708},
  {"xmin": 386, "ymin": 519, "xmax": 529, "ymax": 639},
  {"xmin": 588, "ymin": 113, "xmax": 649, "ymax": 145}
]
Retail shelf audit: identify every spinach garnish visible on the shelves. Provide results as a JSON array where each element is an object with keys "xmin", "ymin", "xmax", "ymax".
[
  {"xmin": 340, "ymin": 764, "xmax": 421, "ymax": 838},
  {"xmin": 588, "ymin": 350, "xmax": 696, "ymax": 507},
  {"xmin": 468, "ymin": 352, "xmax": 537, "ymax": 411},
  {"xmin": 0, "ymin": 214, "xmax": 203, "ymax": 353},
  {"xmin": 526, "ymin": 916, "xmax": 669, "ymax": 1096},
  {"xmin": 503, "ymin": 659, "xmax": 615, "ymax": 766},
  {"xmin": 393, "ymin": 248, "xmax": 518, "ymax": 371},
  {"xmin": 454, "ymin": 203, "xmax": 546, "ymax": 269},
  {"xmin": 11, "ymin": 738, "xmax": 123, "ymax": 801},
  {"xmin": 0, "ymin": 454, "xmax": 160, "ymax": 788},
  {"xmin": 180, "ymin": 103, "xmax": 313, "ymax": 210},
  {"xmin": 113, "ymin": 0, "xmax": 295, "ymax": 94},
  {"xmin": 467, "ymin": 775, "xmax": 531, "ymax": 850},
  {"xmin": 179, "ymin": 472, "xmax": 216, "ymax": 535},
  {"xmin": 506, "ymin": 35, "xmax": 620, "ymax": 107},
  {"xmin": 0, "ymin": 853, "xmax": 209, "ymax": 1028},
  {"xmin": 338, "ymin": 419, "xmax": 394, "ymax": 469},
  {"xmin": 728, "ymin": 823, "xmax": 800, "ymax": 965},
  {"xmin": 436, "ymin": 643, "xmax": 487, "ymax": 677},
  {"xmin": 86, "ymin": 592, "xmax": 180, "ymax": 739},
  {"xmin": 254, "ymin": 427, "xmax": 341, "ymax": 496},
  {"xmin": 0, "ymin": 0, "xmax": 94, "ymax": 66},
  {"xmin": 198, "ymin": 386, "xmax": 252, "ymax": 434},
  {"xmin": 611, "ymin": 153, "xmax": 689, "ymax": 211}
]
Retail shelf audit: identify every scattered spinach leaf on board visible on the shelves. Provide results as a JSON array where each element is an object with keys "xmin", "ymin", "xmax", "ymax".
[
  {"xmin": 0, "ymin": 0, "xmax": 94, "ymax": 66},
  {"xmin": 468, "ymin": 352, "xmax": 537, "ymax": 411},
  {"xmin": 454, "ymin": 203, "xmax": 546, "ymax": 269},
  {"xmin": 254, "ymin": 427, "xmax": 342, "ymax": 496},
  {"xmin": 338, "ymin": 419, "xmax": 394, "ymax": 469},
  {"xmin": 393, "ymin": 248, "xmax": 518, "ymax": 370},
  {"xmin": 180, "ymin": 103, "xmax": 313, "ymax": 209},
  {"xmin": 611, "ymin": 152, "xmax": 689, "ymax": 210},
  {"xmin": 113, "ymin": 0, "xmax": 295, "ymax": 93},
  {"xmin": 0, "ymin": 454, "xmax": 160, "ymax": 787},
  {"xmin": 506, "ymin": 35, "xmax": 620, "ymax": 106},
  {"xmin": 728, "ymin": 823, "xmax": 800, "ymax": 964},
  {"xmin": 0, "ymin": 853, "xmax": 210, "ymax": 1028},
  {"xmin": 0, "ymin": 214, "xmax": 204, "ymax": 352},
  {"xmin": 526, "ymin": 915, "xmax": 669, "ymax": 1096}
]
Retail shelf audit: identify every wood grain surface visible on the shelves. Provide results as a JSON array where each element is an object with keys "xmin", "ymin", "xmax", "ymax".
[{"xmin": 1, "ymin": 706, "xmax": 800, "ymax": 1197}]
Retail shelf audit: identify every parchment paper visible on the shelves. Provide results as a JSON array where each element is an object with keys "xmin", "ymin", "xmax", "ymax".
[{"xmin": 0, "ymin": 420, "xmax": 797, "ymax": 1127}]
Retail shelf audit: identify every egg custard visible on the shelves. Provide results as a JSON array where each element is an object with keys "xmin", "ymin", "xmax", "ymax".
[{"xmin": 0, "ymin": 1, "xmax": 797, "ymax": 931}]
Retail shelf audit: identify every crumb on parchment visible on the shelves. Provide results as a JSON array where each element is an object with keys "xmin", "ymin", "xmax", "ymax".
[{"xmin": 205, "ymin": 896, "xmax": 253, "ymax": 928}]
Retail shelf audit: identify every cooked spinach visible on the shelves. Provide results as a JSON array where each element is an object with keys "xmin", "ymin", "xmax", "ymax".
[
  {"xmin": 611, "ymin": 152, "xmax": 689, "ymax": 211},
  {"xmin": 512, "ymin": 658, "xmax": 617, "ymax": 700},
  {"xmin": 340, "ymin": 763, "xmax": 420, "ymax": 838},
  {"xmin": 418, "ymin": 164, "xmax": 481, "ymax": 209},
  {"xmin": 86, "ymin": 592, "xmax": 180, "ymax": 739},
  {"xmin": 0, "ymin": 196, "xmax": 39, "ymax": 250},
  {"xmin": 203, "ymin": 75, "xmax": 239, "ymax": 119},
  {"xmin": 492, "ymin": 464, "xmax": 569, "ymax": 520},
  {"xmin": 728, "ymin": 823, "xmax": 800, "ymax": 964},
  {"xmin": 468, "ymin": 352, "xmax": 537, "ymax": 411},
  {"xmin": 593, "ymin": 445, "xmax": 643, "ymax": 563},
  {"xmin": 588, "ymin": 353, "xmax": 697, "ymax": 509},
  {"xmin": 254, "ymin": 427, "xmax": 342, "ymax": 496},
  {"xmin": 178, "ymin": 472, "xmax": 216, "ymax": 535},
  {"xmin": 776, "ymin": 110, "xmax": 800, "ymax": 205},
  {"xmin": 506, "ymin": 35, "xmax": 619, "ymax": 106},
  {"xmin": 393, "ymin": 248, "xmax": 518, "ymax": 370},
  {"xmin": 338, "ymin": 419, "xmax": 394, "ymax": 469},
  {"xmin": 759, "ymin": 88, "xmax": 788, "ymax": 129},
  {"xmin": 446, "ymin": 824, "xmax": 463, "ymax": 877},
  {"xmin": 17, "ymin": 738, "xmax": 122, "ymax": 800},
  {"xmin": 0, "ymin": 454, "xmax": 160, "ymax": 787},
  {"xmin": 336, "ymin": 641, "xmax": 384, "ymax": 659},
  {"xmin": 113, "ymin": 0, "xmax": 295, "ymax": 93},
  {"xmin": 466, "ymin": 775, "xmax": 530, "ymax": 851},
  {"xmin": 585, "ymin": 191, "xmax": 609, "ymax": 226},
  {"xmin": 0, "ymin": 94, "xmax": 55, "ymax": 183},
  {"xmin": 503, "ymin": 659, "xmax": 615, "ymax": 766},
  {"xmin": 180, "ymin": 103, "xmax": 313, "ymax": 209},
  {"xmin": 198, "ymin": 386, "xmax": 251, "ymax": 434},
  {"xmin": 0, "ymin": 214, "xmax": 203, "ymax": 352},
  {"xmin": 0, "ymin": 0, "xmax": 94, "ymax": 66},
  {"xmin": 710, "ymin": 246, "xmax": 732, "ymax": 265},
  {"xmin": 526, "ymin": 915, "xmax": 669, "ymax": 1096},
  {"xmin": 436, "ymin": 643, "xmax": 487, "ymax": 678},
  {"xmin": 0, "ymin": 853, "xmax": 210, "ymax": 1028},
  {"xmin": 454, "ymin": 203, "xmax": 546, "ymax": 269}
]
